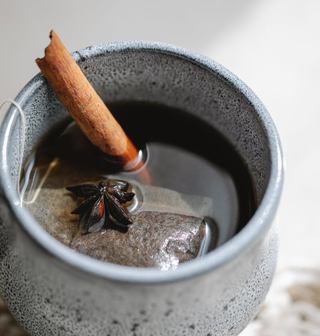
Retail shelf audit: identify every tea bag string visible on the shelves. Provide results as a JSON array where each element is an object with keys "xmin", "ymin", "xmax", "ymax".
[
  {"xmin": 22, "ymin": 157, "xmax": 58, "ymax": 205},
  {"xmin": 0, "ymin": 100, "xmax": 57, "ymax": 206},
  {"xmin": 0, "ymin": 100, "xmax": 26, "ymax": 202}
]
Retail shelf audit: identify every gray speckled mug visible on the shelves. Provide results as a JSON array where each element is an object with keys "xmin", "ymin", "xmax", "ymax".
[{"xmin": 0, "ymin": 41, "xmax": 283, "ymax": 336}]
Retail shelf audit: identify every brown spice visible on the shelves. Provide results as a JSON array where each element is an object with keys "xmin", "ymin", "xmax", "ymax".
[{"xmin": 36, "ymin": 30, "xmax": 140, "ymax": 168}]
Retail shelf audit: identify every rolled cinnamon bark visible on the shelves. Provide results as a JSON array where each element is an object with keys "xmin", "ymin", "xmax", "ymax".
[{"xmin": 36, "ymin": 30, "xmax": 139, "ymax": 168}]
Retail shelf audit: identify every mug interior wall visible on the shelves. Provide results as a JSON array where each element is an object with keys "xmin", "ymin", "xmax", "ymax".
[
  {"xmin": 6, "ymin": 48, "xmax": 271, "ymax": 206},
  {"xmin": 82, "ymin": 49, "xmax": 271, "ymax": 204}
]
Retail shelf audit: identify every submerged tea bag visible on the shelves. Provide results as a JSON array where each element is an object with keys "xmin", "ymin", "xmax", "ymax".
[
  {"xmin": 72, "ymin": 211, "xmax": 205, "ymax": 270},
  {"xmin": 24, "ymin": 161, "xmax": 217, "ymax": 269},
  {"xmin": 70, "ymin": 181, "xmax": 217, "ymax": 270}
]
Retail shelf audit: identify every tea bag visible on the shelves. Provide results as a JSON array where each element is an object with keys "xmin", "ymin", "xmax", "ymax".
[
  {"xmin": 70, "ymin": 177, "xmax": 217, "ymax": 269},
  {"xmin": 24, "ymin": 161, "xmax": 217, "ymax": 270},
  {"xmin": 71, "ymin": 211, "xmax": 205, "ymax": 270}
]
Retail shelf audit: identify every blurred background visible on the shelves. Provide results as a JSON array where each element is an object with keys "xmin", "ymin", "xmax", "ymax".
[{"xmin": 0, "ymin": 0, "xmax": 320, "ymax": 335}]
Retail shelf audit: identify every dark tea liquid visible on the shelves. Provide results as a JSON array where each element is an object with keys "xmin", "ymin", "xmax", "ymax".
[{"xmin": 21, "ymin": 102, "xmax": 256, "ymax": 252}]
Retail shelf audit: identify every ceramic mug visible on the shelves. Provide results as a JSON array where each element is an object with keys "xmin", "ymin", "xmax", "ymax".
[{"xmin": 0, "ymin": 41, "xmax": 283, "ymax": 336}]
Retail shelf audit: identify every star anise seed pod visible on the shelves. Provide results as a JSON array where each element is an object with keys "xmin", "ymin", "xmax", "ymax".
[{"xmin": 67, "ymin": 178, "xmax": 135, "ymax": 233}]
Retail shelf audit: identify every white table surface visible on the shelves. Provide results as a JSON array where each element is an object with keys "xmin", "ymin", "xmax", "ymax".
[{"xmin": 1, "ymin": 0, "xmax": 320, "ymax": 334}]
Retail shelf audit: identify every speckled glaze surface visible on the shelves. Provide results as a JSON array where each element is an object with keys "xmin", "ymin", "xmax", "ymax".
[{"xmin": 0, "ymin": 41, "xmax": 283, "ymax": 336}]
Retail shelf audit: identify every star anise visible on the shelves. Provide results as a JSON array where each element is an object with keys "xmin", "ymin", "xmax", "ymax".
[{"xmin": 67, "ymin": 178, "xmax": 135, "ymax": 233}]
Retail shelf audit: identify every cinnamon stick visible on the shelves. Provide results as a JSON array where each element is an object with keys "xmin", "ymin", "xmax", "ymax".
[{"xmin": 36, "ymin": 30, "xmax": 139, "ymax": 168}]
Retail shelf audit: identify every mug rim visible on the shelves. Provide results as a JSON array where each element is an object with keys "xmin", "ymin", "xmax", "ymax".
[{"xmin": 0, "ymin": 40, "xmax": 284, "ymax": 284}]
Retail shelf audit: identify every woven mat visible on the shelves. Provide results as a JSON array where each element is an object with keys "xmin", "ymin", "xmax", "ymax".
[
  {"xmin": 1, "ymin": 266, "xmax": 320, "ymax": 336},
  {"xmin": 240, "ymin": 266, "xmax": 320, "ymax": 336}
]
